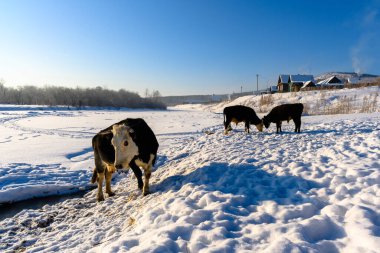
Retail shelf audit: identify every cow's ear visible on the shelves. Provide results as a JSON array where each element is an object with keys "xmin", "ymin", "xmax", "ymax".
[
  {"xmin": 130, "ymin": 131, "xmax": 137, "ymax": 141},
  {"xmin": 106, "ymin": 132, "xmax": 113, "ymax": 141},
  {"xmin": 112, "ymin": 125, "xmax": 118, "ymax": 135},
  {"xmin": 124, "ymin": 124, "xmax": 134, "ymax": 134},
  {"xmin": 125, "ymin": 126, "xmax": 136, "ymax": 140}
]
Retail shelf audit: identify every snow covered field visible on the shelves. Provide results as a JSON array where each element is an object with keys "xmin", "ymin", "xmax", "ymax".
[{"xmin": 0, "ymin": 88, "xmax": 379, "ymax": 252}]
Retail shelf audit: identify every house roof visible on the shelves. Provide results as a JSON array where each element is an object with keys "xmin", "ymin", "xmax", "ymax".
[
  {"xmin": 290, "ymin": 75, "xmax": 314, "ymax": 83},
  {"xmin": 278, "ymin": 75, "xmax": 290, "ymax": 83},
  {"xmin": 301, "ymin": 80, "xmax": 315, "ymax": 89},
  {"xmin": 317, "ymin": 76, "xmax": 343, "ymax": 85}
]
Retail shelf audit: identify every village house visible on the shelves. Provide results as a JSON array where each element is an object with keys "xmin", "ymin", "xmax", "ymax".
[
  {"xmin": 278, "ymin": 75, "xmax": 290, "ymax": 92},
  {"xmin": 317, "ymin": 76, "xmax": 343, "ymax": 88},
  {"xmin": 277, "ymin": 74, "xmax": 315, "ymax": 92}
]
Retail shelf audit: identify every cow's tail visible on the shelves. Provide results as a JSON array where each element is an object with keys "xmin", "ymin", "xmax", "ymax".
[{"xmin": 91, "ymin": 168, "xmax": 98, "ymax": 184}]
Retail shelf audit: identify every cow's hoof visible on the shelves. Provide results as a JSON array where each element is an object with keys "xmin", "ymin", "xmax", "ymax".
[
  {"xmin": 97, "ymin": 196, "xmax": 105, "ymax": 202},
  {"xmin": 143, "ymin": 191, "xmax": 150, "ymax": 196},
  {"xmin": 107, "ymin": 191, "xmax": 115, "ymax": 197}
]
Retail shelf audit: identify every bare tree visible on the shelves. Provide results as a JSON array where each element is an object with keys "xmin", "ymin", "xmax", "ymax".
[
  {"xmin": 0, "ymin": 84, "xmax": 166, "ymax": 109},
  {"xmin": 152, "ymin": 90, "xmax": 161, "ymax": 101}
]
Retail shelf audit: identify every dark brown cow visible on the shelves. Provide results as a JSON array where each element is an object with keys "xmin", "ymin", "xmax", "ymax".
[
  {"xmin": 91, "ymin": 118, "xmax": 159, "ymax": 201},
  {"xmin": 262, "ymin": 103, "xmax": 304, "ymax": 133},
  {"xmin": 223, "ymin": 105, "xmax": 263, "ymax": 134}
]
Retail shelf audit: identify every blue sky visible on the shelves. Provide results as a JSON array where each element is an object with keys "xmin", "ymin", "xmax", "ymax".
[{"xmin": 0, "ymin": 0, "xmax": 379, "ymax": 96}]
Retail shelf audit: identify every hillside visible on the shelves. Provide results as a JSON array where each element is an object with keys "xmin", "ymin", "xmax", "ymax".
[{"xmin": 177, "ymin": 86, "xmax": 380, "ymax": 116}]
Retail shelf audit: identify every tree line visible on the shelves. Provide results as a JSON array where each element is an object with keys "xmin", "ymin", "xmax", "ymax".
[{"xmin": 0, "ymin": 83, "xmax": 166, "ymax": 109}]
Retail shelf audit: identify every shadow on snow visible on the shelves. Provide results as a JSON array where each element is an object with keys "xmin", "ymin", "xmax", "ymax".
[{"xmin": 153, "ymin": 162, "xmax": 320, "ymax": 207}]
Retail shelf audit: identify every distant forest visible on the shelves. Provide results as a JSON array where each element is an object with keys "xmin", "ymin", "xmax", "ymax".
[{"xmin": 0, "ymin": 83, "xmax": 166, "ymax": 109}]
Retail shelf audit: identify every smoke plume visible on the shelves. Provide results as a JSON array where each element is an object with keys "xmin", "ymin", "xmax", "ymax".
[{"xmin": 351, "ymin": 5, "xmax": 379, "ymax": 75}]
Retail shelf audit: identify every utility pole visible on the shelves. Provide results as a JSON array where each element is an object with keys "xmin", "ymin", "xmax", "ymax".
[
  {"xmin": 241, "ymin": 86, "xmax": 242, "ymax": 94},
  {"xmin": 256, "ymin": 74, "xmax": 259, "ymax": 92}
]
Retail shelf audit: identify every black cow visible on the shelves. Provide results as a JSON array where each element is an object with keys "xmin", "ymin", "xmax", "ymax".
[
  {"xmin": 262, "ymin": 103, "xmax": 304, "ymax": 133},
  {"xmin": 223, "ymin": 105, "xmax": 263, "ymax": 134},
  {"xmin": 91, "ymin": 118, "xmax": 159, "ymax": 201}
]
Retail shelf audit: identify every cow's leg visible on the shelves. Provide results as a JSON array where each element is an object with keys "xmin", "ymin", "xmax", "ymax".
[
  {"xmin": 294, "ymin": 118, "xmax": 301, "ymax": 133},
  {"xmin": 143, "ymin": 167, "xmax": 152, "ymax": 196},
  {"xmin": 245, "ymin": 121, "xmax": 250, "ymax": 133},
  {"xmin": 105, "ymin": 166, "xmax": 115, "ymax": 197},
  {"xmin": 97, "ymin": 172, "xmax": 105, "ymax": 201},
  {"xmin": 224, "ymin": 115, "xmax": 228, "ymax": 133},
  {"xmin": 142, "ymin": 154, "xmax": 155, "ymax": 196},
  {"xmin": 224, "ymin": 117, "xmax": 232, "ymax": 134},
  {"xmin": 93, "ymin": 148, "xmax": 106, "ymax": 201},
  {"xmin": 129, "ymin": 161, "xmax": 143, "ymax": 190},
  {"xmin": 276, "ymin": 121, "xmax": 282, "ymax": 133}
]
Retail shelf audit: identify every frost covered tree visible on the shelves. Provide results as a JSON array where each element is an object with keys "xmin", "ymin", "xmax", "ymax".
[{"xmin": 0, "ymin": 84, "xmax": 166, "ymax": 109}]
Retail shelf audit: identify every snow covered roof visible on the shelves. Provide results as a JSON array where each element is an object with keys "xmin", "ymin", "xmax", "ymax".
[
  {"xmin": 317, "ymin": 76, "xmax": 343, "ymax": 86},
  {"xmin": 278, "ymin": 75, "xmax": 290, "ymax": 83},
  {"xmin": 301, "ymin": 80, "xmax": 315, "ymax": 89},
  {"xmin": 290, "ymin": 75, "xmax": 314, "ymax": 83}
]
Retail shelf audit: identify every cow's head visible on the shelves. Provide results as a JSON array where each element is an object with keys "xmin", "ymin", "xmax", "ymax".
[
  {"xmin": 111, "ymin": 124, "xmax": 139, "ymax": 170},
  {"xmin": 262, "ymin": 116, "xmax": 270, "ymax": 128},
  {"xmin": 255, "ymin": 121, "xmax": 264, "ymax": 132}
]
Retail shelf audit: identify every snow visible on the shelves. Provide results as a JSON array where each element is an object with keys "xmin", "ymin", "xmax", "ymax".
[{"xmin": 0, "ymin": 87, "xmax": 380, "ymax": 252}]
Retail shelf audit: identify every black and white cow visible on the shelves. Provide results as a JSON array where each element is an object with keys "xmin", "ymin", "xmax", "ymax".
[
  {"xmin": 91, "ymin": 118, "xmax": 159, "ymax": 201},
  {"xmin": 223, "ymin": 105, "xmax": 263, "ymax": 134},
  {"xmin": 262, "ymin": 103, "xmax": 304, "ymax": 133}
]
